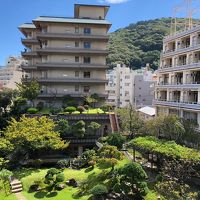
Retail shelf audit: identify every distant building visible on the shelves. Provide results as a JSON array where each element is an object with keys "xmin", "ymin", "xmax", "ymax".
[
  {"xmin": 138, "ymin": 106, "xmax": 155, "ymax": 120},
  {"xmin": 106, "ymin": 64, "xmax": 156, "ymax": 108},
  {"xmin": 0, "ymin": 56, "xmax": 25, "ymax": 90}
]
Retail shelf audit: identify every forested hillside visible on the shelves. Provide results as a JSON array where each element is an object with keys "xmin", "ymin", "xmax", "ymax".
[{"xmin": 107, "ymin": 18, "xmax": 200, "ymax": 70}]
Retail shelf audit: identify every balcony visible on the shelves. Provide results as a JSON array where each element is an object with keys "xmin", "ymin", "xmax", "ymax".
[
  {"xmin": 154, "ymin": 99, "xmax": 200, "ymax": 111},
  {"xmin": 21, "ymin": 63, "xmax": 37, "ymax": 70},
  {"xmin": 21, "ymin": 50, "xmax": 38, "ymax": 58},
  {"xmin": 158, "ymin": 61, "xmax": 200, "ymax": 73},
  {"xmin": 163, "ymin": 26, "xmax": 200, "ymax": 43},
  {"xmin": 36, "ymin": 62, "xmax": 108, "ymax": 69},
  {"xmin": 21, "ymin": 38, "xmax": 39, "ymax": 45},
  {"xmin": 156, "ymin": 82, "xmax": 200, "ymax": 89},
  {"xmin": 37, "ymin": 32, "xmax": 109, "ymax": 41},
  {"xmin": 34, "ymin": 77, "xmax": 108, "ymax": 84},
  {"xmin": 36, "ymin": 47, "xmax": 108, "ymax": 55},
  {"xmin": 162, "ymin": 43, "xmax": 200, "ymax": 58},
  {"xmin": 38, "ymin": 92, "xmax": 107, "ymax": 98}
]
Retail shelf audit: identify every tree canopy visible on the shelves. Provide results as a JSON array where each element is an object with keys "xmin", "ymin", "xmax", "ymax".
[{"xmin": 4, "ymin": 116, "xmax": 68, "ymax": 152}]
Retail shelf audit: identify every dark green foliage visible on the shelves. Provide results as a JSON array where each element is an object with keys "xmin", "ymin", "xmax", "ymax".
[
  {"xmin": 108, "ymin": 18, "xmax": 200, "ymax": 69},
  {"xmin": 100, "ymin": 104, "xmax": 112, "ymax": 113},
  {"xmin": 113, "ymin": 163, "xmax": 148, "ymax": 198},
  {"xmin": 83, "ymin": 105, "xmax": 89, "ymax": 110},
  {"xmin": 90, "ymin": 184, "xmax": 108, "ymax": 197},
  {"xmin": 55, "ymin": 173, "xmax": 65, "ymax": 183},
  {"xmin": 106, "ymin": 133, "xmax": 126, "ymax": 149},
  {"xmin": 197, "ymin": 191, "xmax": 200, "ymax": 200},
  {"xmin": 88, "ymin": 121, "xmax": 101, "ymax": 135},
  {"xmin": 56, "ymin": 159, "xmax": 69, "ymax": 169},
  {"xmin": 77, "ymin": 106, "xmax": 85, "ymax": 114},
  {"xmin": 72, "ymin": 120, "xmax": 86, "ymax": 138},
  {"xmin": 64, "ymin": 106, "xmax": 76, "ymax": 114},
  {"xmin": 27, "ymin": 107, "xmax": 38, "ymax": 114},
  {"xmin": 36, "ymin": 102, "xmax": 44, "ymax": 111},
  {"xmin": 62, "ymin": 95, "xmax": 78, "ymax": 107},
  {"xmin": 55, "ymin": 119, "xmax": 71, "ymax": 137}
]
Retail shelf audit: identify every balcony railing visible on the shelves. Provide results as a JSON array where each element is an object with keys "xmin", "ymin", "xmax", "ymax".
[
  {"xmin": 33, "ymin": 77, "xmax": 108, "ymax": 84},
  {"xmin": 161, "ymin": 43, "xmax": 200, "ymax": 57},
  {"xmin": 156, "ymin": 81, "xmax": 200, "ymax": 89},
  {"xmin": 163, "ymin": 26, "xmax": 200, "ymax": 42},
  {"xmin": 36, "ymin": 47, "xmax": 108, "ymax": 55},
  {"xmin": 38, "ymin": 92, "xmax": 107, "ymax": 98},
  {"xmin": 158, "ymin": 61, "xmax": 200, "ymax": 72},
  {"xmin": 21, "ymin": 38, "xmax": 39, "ymax": 44},
  {"xmin": 21, "ymin": 51, "xmax": 38, "ymax": 57},
  {"xmin": 37, "ymin": 32, "xmax": 109, "ymax": 41},
  {"xmin": 154, "ymin": 99, "xmax": 200, "ymax": 110},
  {"xmin": 36, "ymin": 62, "xmax": 108, "ymax": 69}
]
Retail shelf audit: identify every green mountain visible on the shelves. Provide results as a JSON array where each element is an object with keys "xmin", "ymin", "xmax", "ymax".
[{"xmin": 107, "ymin": 18, "xmax": 200, "ymax": 70}]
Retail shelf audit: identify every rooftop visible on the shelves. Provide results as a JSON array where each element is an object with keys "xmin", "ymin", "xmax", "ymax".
[
  {"xmin": 138, "ymin": 106, "xmax": 156, "ymax": 116},
  {"xmin": 33, "ymin": 16, "xmax": 111, "ymax": 26}
]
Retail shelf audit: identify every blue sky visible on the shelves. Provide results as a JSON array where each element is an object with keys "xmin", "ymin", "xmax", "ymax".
[{"xmin": 0, "ymin": 0, "xmax": 200, "ymax": 65}]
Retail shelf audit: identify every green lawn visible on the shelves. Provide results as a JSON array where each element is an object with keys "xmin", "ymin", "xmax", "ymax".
[
  {"xmin": 0, "ymin": 158, "xmax": 163, "ymax": 200},
  {"xmin": 0, "ymin": 192, "xmax": 17, "ymax": 200}
]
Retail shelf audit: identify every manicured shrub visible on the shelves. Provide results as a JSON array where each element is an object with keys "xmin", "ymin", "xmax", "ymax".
[
  {"xmin": 36, "ymin": 102, "xmax": 44, "ymax": 111},
  {"xmin": 57, "ymin": 159, "xmax": 69, "ymax": 169},
  {"xmin": 90, "ymin": 184, "xmax": 108, "ymax": 198},
  {"xmin": 100, "ymin": 104, "xmax": 112, "ymax": 113},
  {"xmin": 197, "ymin": 191, "xmax": 200, "ymax": 200},
  {"xmin": 27, "ymin": 107, "xmax": 38, "ymax": 114},
  {"xmin": 64, "ymin": 106, "xmax": 76, "ymax": 114},
  {"xmin": 77, "ymin": 106, "xmax": 85, "ymax": 114},
  {"xmin": 106, "ymin": 133, "xmax": 126, "ymax": 149},
  {"xmin": 50, "ymin": 107, "xmax": 62, "ymax": 115},
  {"xmin": 84, "ymin": 105, "xmax": 89, "ymax": 110},
  {"xmin": 56, "ymin": 173, "xmax": 65, "ymax": 183},
  {"xmin": 72, "ymin": 120, "xmax": 86, "ymax": 138}
]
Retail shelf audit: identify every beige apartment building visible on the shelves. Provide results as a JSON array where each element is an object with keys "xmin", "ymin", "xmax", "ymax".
[
  {"xmin": 155, "ymin": 26, "xmax": 200, "ymax": 128},
  {"xmin": 19, "ymin": 4, "xmax": 111, "ymax": 107}
]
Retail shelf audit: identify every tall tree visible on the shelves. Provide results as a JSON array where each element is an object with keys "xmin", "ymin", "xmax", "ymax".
[
  {"xmin": 17, "ymin": 79, "xmax": 40, "ymax": 107},
  {"xmin": 4, "ymin": 116, "xmax": 68, "ymax": 156}
]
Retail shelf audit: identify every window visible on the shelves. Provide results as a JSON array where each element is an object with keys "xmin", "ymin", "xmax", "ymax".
[
  {"xmin": 75, "ymin": 56, "xmax": 79, "ymax": 62},
  {"xmin": 75, "ymin": 71, "xmax": 79, "ymax": 77},
  {"xmin": 83, "ymin": 86, "xmax": 90, "ymax": 93},
  {"xmin": 125, "ymin": 75, "xmax": 130, "ymax": 79},
  {"xmin": 84, "ymin": 57, "xmax": 91, "ymax": 63},
  {"xmin": 75, "ymin": 27, "xmax": 79, "ymax": 33},
  {"xmin": 84, "ymin": 28, "xmax": 91, "ymax": 35},
  {"xmin": 84, "ymin": 71, "xmax": 90, "ymax": 78},
  {"xmin": 125, "ymin": 83, "xmax": 130, "ymax": 86},
  {"xmin": 75, "ymin": 84, "xmax": 79, "ymax": 91},
  {"xmin": 84, "ymin": 42, "xmax": 91, "ymax": 49},
  {"xmin": 75, "ymin": 41, "xmax": 79, "ymax": 47}
]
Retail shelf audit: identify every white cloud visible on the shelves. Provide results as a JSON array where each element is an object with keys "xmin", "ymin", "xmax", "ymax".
[{"xmin": 98, "ymin": 0, "xmax": 129, "ymax": 4}]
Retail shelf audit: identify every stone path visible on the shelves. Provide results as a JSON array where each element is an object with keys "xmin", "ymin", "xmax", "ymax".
[{"xmin": 15, "ymin": 192, "xmax": 27, "ymax": 200}]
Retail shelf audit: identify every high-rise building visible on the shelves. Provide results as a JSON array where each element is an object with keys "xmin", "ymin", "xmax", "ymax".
[
  {"xmin": 19, "ymin": 4, "xmax": 111, "ymax": 107},
  {"xmin": 155, "ymin": 26, "xmax": 200, "ymax": 128},
  {"xmin": 106, "ymin": 64, "xmax": 156, "ymax": 108},
  {"xmin": 0, "ymin": 56, "xmax": 25, "ymax": 90}
]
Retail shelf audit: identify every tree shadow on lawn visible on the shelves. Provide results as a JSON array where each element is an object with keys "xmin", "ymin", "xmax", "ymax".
[
  {"xmin": 13, "ymin": 168, "xmax": 40, "ymax": 179},
  {"xmin": 84, "ymin": 166, "xmax": 94, "ymax": 173},
  {"xmin": 34, "ymin": 190, "xmax": 57, "ymax": 199}
]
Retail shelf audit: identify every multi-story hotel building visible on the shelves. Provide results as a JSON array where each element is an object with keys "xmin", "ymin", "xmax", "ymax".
[
  {"xmin": 155, "ymin": 26, "xmax": 200, "ymax": 127},
  {"xmin": 19, "ymin": 4, "xmax": 111, "ymax": 107}
]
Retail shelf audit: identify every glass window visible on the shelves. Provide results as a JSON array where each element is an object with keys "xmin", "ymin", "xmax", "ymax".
[
  {"xmin": 84, "ymin": 28, "xmax": 91, "ymax": 35},
  {"xmin": 84, "ymin": 42, "xmax": 91, "ymax": 49},
  {"xmin": 75, "ymin": 85, "xmax": 79, "ymax": 91},
  {"xmin": 75, "ymin": 56, "xmax": 79, "ymax": 62},
  {"xmin": 75, "ymin": 71, "xmax": 79, "ymax": 77},
  {"xmin": 75, "ymin": 27, "xmax": 79, "ymax": 33},
  {"xmin": 75, "ymin": 41, "xmax": 79, "ymax": 47},
  {"xmin": 84, "ymin": 57, "xmax": 91, "ymax": 63},
  {"xmin": 83, "ymin": 86, "xmax": 90, "ymax": 93},
  {"xmin": 84, "ymin": 71, "xmax": 90, "ymax": 78}
]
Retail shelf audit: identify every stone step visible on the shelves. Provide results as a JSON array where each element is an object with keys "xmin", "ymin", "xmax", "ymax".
[
  {"xmin": 11, "ymin": 184, "xmax": 22, "ymax": 190},
  {"xmin": 11, "ymin": 188, "xmax": 22, "ymax": 193},
  {"xmin": 10, "ymin": 181, "xmax": 22, "ymax": 186}
]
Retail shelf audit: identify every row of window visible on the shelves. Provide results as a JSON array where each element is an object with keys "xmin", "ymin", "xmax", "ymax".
[{"xmin": 75, "ymin": 71, "xmax": 91, "ymax": 78}]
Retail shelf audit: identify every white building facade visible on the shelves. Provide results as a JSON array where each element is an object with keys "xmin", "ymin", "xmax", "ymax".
[
  {"xmin": 0, "ymin": 56, "xmax": 25, "ymax": 90},
  {"xmin": 106, "ymin": 64, "xmax": 156, "ymax": 108},
  {"xmin": 155, "ymin": 26, "xmax": 200, "ymax": 128}
]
